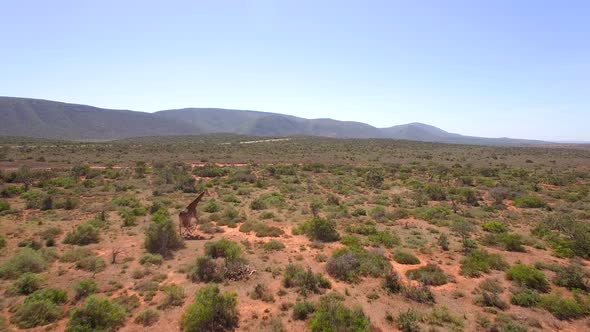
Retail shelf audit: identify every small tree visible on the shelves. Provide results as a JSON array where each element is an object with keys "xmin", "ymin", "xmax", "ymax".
[
  {"xmin": 144, "ymin": 209, "xmax": 183, "ymax": 257},
  {"xmin": 180, "ymin": 284, "xmax": 238, "ymax": 332},
  {"xmin": 437, "ymin": 233, "xmax": 450, "ymax": 251},
  {"xmin": 365, "ymin": 169, "xmax": 384, "ymax": 188},
  {"xmin": 451, "ymin": 219, "xmax": 475, "ymax": 252}
]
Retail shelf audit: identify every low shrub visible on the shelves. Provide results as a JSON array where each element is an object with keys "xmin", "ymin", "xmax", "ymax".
[
  {"xmin": 239, "ymin": 221, "xmax": 283, "ymax": 237},
  {"xmin": 135, "ymin": 308, "xmax": 159, "ymax": 326},
  {"xmin": 309, "ymin": 293, "xmax": 371, "ymax": 332},
  {"xmin": 26, "ymin": 288, "xmax": 68, "ymax": 304},
  {"xmin": 482, "ymin": 221, "xmax": 508, "ymax": 233},
  {"xmin": 326, "ymin": 247, "xmax": 390, "ymax": 282},
  {"xmin": 139, "ymin": 253, "xmax": 164, "ymax": 266},
  {"xmin": 63, "ymin": 222, "xmax": 100, "ymax": 245},
  {"xmin": 403, "ymin": 285, "xmax": 435, "ymax": 304},
  {"xmin": 66, "ymin": 295, "xmax": 127, "ymax": 332},
  {"xmin": 474, "ymin": 291, "xmax": 509, "ymax": 310},
  {"xmin": 367, "ymin": 231, "xmax": 400, "ymax": 248},
  {"xmin": 283, "ymin": 264, "xmax": 331, "ymax": 295},
  {"xmin": 414, "ymin": 205, "xmax": 451, "ymax": 222},
  {"xmin": 397, "ymin": 309, "xmax": 420, "ymax": 332},
  {"xmin": 383, "ymin": 271, "xmax": 403, "ymax": 294},
  {"xmin": 554, "ymin": 263, "xmax": 588, "ymax": 290},
  {"xmin": 11, "ymin": 298, "xmax": 63, "ymax": 328},
  {"xmin": 263, "ymin": 240, "xmax": 285, "ymax": 251},
  {"xmin": 159, "ymin": 284, "xmax": 186, "ymax": 309},
  {"xmin": 406, "ymin": 264, "xmax": 448, "ymax": 286},
  {"xmin": 293, "ymin": 300, "xmax": 316, "ymax": 320},
  {"xmin": 514, "ymin": 195, "xmax": 546, "ymax": 208},
  {"xmin": 0, "ymin": 200, "xmax": 10, "ymax": 212},
  {"xmin": 180, "ymin": 284, "xmax": 238, "ymax": 332},
  {"xmin": 506, "ymin": 263, "xmax": 550, "ymax": 292},
  {"xmin": 10, "ymin": 272, "xmax": 45, "ymax": 295},
  {"xmin": 392, "ymin": 250, "xmax": 420, "ymax": 265},
  {"xmin": 203, "ymin": 199, "xmax": 221, "ymax": 213},
  {"xmin": 204, "ymin": 238, "xmax": 242, "ymax": 262},
  {"xmin": 539, "ymin": 293, "xmax": 587, "ymax": 320},
  {"xmin": 73, "ymin": 278, "xmax": 98, "ymax": 300},
  {"xmin": 0, "ymin": 248, "xmax": 47, "ymax": 278},
  {"xmin": 459, "ymin": 249, "xmax": 508, "ymax": 277},
  {"xmin": 250, "ymin": 283, "xmax": 275, "ymax": 302},
  {"xmin": 75, "ymin": 256, "xmax": 106, "ymax": 273},
  {"xmin": 187, "ymin": 256, "xmax": 224, "ymax": 283},
  {"xmin": 294, "ymin": 217, "xmax": 340, "ymax": 242},
  {"xmin": 510, "ymin": 289, "xmax": 540, "ymax": 307}
]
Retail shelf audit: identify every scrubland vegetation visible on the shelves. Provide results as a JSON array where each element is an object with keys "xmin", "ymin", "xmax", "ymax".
[{"xmin": 0, "ymin": 135, "xmax": 589, "ymax": 331}]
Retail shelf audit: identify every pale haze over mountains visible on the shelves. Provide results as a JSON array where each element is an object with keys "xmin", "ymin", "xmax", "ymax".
[{"xmin": 0, "ymin": 97, "xmax": 547, "ymax": 145}]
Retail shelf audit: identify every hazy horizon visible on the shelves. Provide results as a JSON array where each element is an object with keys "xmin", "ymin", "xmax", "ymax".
[{"xmin": 2, "ymin": 1, "xmax": 589, "ymax": 141}]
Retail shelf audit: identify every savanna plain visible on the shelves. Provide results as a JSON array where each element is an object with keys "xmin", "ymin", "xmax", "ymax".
[{"xmin": 0, "ymin": 135, "xmax": 589, "ymax": 332}]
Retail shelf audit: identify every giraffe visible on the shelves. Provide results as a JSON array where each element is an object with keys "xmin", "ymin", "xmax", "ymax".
[{"xmin": 179, "ymin": 190, "xmax": 208, "ymax": 238}]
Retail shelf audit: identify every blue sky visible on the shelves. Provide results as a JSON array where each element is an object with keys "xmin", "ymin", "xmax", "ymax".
[{"xmin": 1, "ymin": 0, "xmax": 589, "ymax": 141}]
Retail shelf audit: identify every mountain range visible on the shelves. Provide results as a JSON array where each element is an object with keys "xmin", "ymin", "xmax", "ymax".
[{"xmin": 0, "ymin": 96, "xmax": 546, "ymax": 145}]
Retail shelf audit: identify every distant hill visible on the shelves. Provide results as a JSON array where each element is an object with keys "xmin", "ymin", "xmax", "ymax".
[
  {"xmin": 0, "ymin": 97, "xmax": 547, "ymax": 145},
  {"xmin": 0, "ymin": 97, "xmax": 198, "ymax": 139}
]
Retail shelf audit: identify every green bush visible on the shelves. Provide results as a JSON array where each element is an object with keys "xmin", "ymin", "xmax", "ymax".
[
  {"xmin": 283, "ymin": 264, "xmax": 331, "ymax": 295},
  {"xmin": 482, "ymin": 232, "xmax": 526, "ymax": 252},
  {"xmin": 119, "ymin": 208, "xmax": 137, "ymax": 227},
  {"xmin": 397, "ymin": 309, "xmax": 420, "ymax": 332},
  {"xmin": 18, "ymin": 238, "xmax": 42, "ymax": 250},
  {"xmin": 63, "ymin": 222, "xmax": 100, "ymax": 245},
  {"xmin": 459, "ymin": 249, "xmax": 508, "ymax": 277},
  {"xmin": 383, "ymin": 271, "xmax": 403, "ymax": 294},
  {"xmin": 392, "ymin": 250, "xmax": 420, "ymax": 265},
  {"xmin": 144, "ymin": 208, "xmax": 183, "ymax": 256},
  {"xmin": 482, "ymin": 221, "xmax": 508, "ymax": 233},
  {"xmin": 135, "ymin": 308, "xmax": 159, "ymax": 326},
  {"xmin": 539, "ymin": 293, "xmax": 587, "ymax": 320},
  {"xmin": 506, "ymin": 263, "xmax": 550, "ymax": 292},
  {"xmin": 326, "ymin": 247, "xmax": 390, "ymax": 282},
  {"xmin": 139, "ymin": 253, "xmax": 164, "ymax": 266},
  {"xmin": 367, "ymin": 231, "xmax": 400, "ymax": 248},
  {"xmin": 10, "ymin": 272, "xmax": 45, "ymax": 295},
  {"xmin": 403, "ymin": 285, "xmax": 435, "ymax": 304},
  {"xmin": 554, "ymin": 264, "xmax": 588, "ymax": 290},
  {"xmin": 239, "ymin": 221, "xmax": 284, "ymax": 237},
  {"xmin": 11, "ymin": 298, "xmax": 63, "ymax": 328},
  {"xmin": 340, "ymin": 235, "xmax": 362, "ymax": 248},
  {"xmin": 180, "ymin": 284, "xmax": 238, "ymax": 332},
  {"xmin": 66, "ymin": 295, "xmax": 127, "ymax": 332},
  {"xmin": 351, "ymin": 208, "xmax": 367, "ymax": 217},
  {"xmin": 514, "ymin": 195, "xmax": 546, "ymax": 208},
  {"xmin": 73, "ymin": 278, "xmax": 98, "ymax": 300},
  {"xmin": 187, "ymin": 256, "xmax": 223, "ymax": 283},
  {"xmin": 414, "ymin": 205, "xmax": 451, "ymax": 222},
  {"xmin": 0, "ymin": 248, "xmax": 47, "ymax": 278},
  {"xmin": 159, "ymin": 284, "xmax": 185, "ymax": 309},
  {"xmin": 250, "ymin": 283, "xmax": 274, "ymax": 302},
  {"xmin": 204, "ymin": 238, "xmax": 242, "ymax": 261},
  {"xmin": 295, "ymin": 217, "xmax": 340, "ymax": 242},
  {"xmin": 76, "ymin": 256, "xmax": 106, "ymax": 273},
  {"xmin": 263, "ymin": 240, "xmax": 285, "ymax": 251},
  {"xmin": 0, "ymin": 235, "xmax": 5, "ymax": 249},
  {"xmin": 510, "ymin": 289, "xmax": 540, "ymax": 307},
  {"xmin": 26, "ymin": 288, "xmax": 68, "ymax": 304},
  {"xmin": 532, "ymin": 214, "xmax": 590, "ymax": 258},
  {"xmin": 61, "ymin": 247, "xmax": 94, "ymax": 262},
  {"xmin": 203, "ymin": 199, "xmax": 221, "ymax": 213},
  {"xmin": 406, "ymin": 264, "xmax": 448, "ymax": 286},
  {"xmin": 0, "ymin": 200, "xmax": 10, "ymax": 212},
  {"xmin": 293, "ymin": 300, "xmax": 316, "ymax": 320},
  {"xmin": 309, "ymin": 293, "xmax": 371, "ymax": 332}
]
